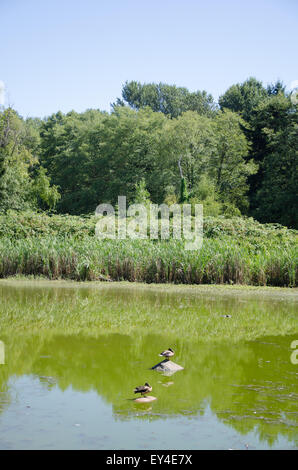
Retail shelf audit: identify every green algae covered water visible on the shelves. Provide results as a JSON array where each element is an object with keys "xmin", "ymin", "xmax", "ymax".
[{"xmin": 0, "ymin": 281, "xmax": 297, "ymax": 449}]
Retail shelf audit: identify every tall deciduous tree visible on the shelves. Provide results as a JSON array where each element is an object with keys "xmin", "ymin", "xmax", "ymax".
[
  {"xmin": 211, "ymin": 110, "xmax": 257, "ymax": 211},
  {"xmin": 40, "ymin": 107, "xmax": 166, "ymax": 213},
  {"xmin": 0, "ymin": 107, "xmax": 60, "ymax": 212},
  {"xmin": 115, "ymin": 81, "xmax": 216, "ymax": 118},
  {"xmin": 218, "ymin": 77, "xmax": 268, "ymax": 122},
  {"xmin": 159, "ymin": 111, "xmax": 216, "ymax": 196},
  {"xmin": 250, "ymin": 94, "xmax": 298, "ymax": 227}
]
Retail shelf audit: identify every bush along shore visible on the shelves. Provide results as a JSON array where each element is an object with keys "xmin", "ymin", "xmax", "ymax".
[{"xmin": 0, "ymin": 211, "xmax": 296, "ymax": 287}]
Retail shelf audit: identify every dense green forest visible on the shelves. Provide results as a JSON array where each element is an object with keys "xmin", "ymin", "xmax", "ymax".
[{"xmin": 0, "ymin": 77, "xmax": 297, "ymax": 228}]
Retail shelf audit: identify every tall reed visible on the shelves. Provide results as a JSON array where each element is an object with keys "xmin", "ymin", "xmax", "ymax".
[{"xmin": 0, "ymin": 236, "xmax": 296, "ymax": 287}]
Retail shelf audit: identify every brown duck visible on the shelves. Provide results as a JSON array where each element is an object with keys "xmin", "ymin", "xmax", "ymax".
[
  {"xmin": 159, "ymin": 348, "xmax": 174, "ymax": 359},
  {"xmin": 134, "ymin": 382, "xmax": 152, "ymax": 396}
]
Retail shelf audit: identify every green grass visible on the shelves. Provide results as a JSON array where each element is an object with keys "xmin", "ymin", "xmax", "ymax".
[
  {"xmin": 0, "ymin": 236, "xmax": 296, "ymax": 286},
  {"xmin": 0, "ymin": 211, "xmax": 296, "ymax": 287}
]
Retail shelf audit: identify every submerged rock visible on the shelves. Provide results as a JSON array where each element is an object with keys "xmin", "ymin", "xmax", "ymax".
[
  {"xmin": 134, "ymin": 395, "xmax": 157, "ymax": 403},
  {"xmin": 151, "ymin": 359, "xmax": 184, "ymax": 375}
]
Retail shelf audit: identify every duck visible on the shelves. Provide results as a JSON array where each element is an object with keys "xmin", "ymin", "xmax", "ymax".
[
  {"xmin": 134, "ymin": 382, "xmax": 152, "ymax": 396},
  {"xmin": 159, "ymin": 348, "xmax": 174, "ymax": 359}
]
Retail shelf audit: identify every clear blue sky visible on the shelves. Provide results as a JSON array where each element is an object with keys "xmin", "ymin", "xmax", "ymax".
[{"xmin": 1, "ymin": 0, "xmax": 297, "ymax": 118}]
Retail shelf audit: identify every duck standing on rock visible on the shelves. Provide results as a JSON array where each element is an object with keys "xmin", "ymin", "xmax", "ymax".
[
  {"xmin": 159, "ymin": 348, "xmax": 174, "ymax": 360},
  {"xmin": 134, "ymin": 382, "xmax": 152, "ymax": 397}
]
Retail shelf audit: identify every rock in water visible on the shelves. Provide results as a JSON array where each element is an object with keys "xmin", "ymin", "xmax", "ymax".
[
  {"xmin": 134, "ymin": 396, "xmax": 157, "ymax": 403},
  {"xmin": 151, "ymin": 359, "xmax": 184, "ymax": 375}
]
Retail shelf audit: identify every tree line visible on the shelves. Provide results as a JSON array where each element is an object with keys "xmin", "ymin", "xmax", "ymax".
[{"xmin": 0, "ymin": 77, "xmax": 297, "ymax": 228}]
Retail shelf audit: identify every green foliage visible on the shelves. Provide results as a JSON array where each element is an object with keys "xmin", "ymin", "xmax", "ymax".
[
  {"xmin": 133, "ymin": 177, "xmax": 151, "ymax": 206},
  {"xmin": 253, "ymin": 121, "xmax": 298, "ymax": 228},
  {"xmin": 220, "ymin": 202, "xmax": 241, "ymax": 217},
  {"xmin": 0, "ymin": 211, "xmax": 97, "ymax": 239},
  {"xmin": 1, "ymin": 77, "xmax": 296, "ymax": 229},
  {"xmin": 219, "ymin": 78, "xmax": 297, "ymax": 228},
  {"xmin": 0, "ymin": 152, "xmax": 6, "ymax": 200},
  {"xmin": 211, "ymin": 109, "xmax": 257, "ymax": 212},
  {"xmin": 189, "ymin": 175, "xmax": 221, "ymax": 216},
  {"xmin": 30, "ymin": 167, "xmax": 61, "ymax": 210},
  {"xmin": 189, "ymin": 175, "xmax": 243, "ymax": 217},
  {"xmin": 0, "ymin": 108, "xmax": 60, "ymax": 213},
  {"xmin": 39, "ymin": 107, "xmax": 167, "ymax": 212},
  {"xmin": 179, "ymin": 177, "xmax": 188, "ymax": 203},
  {"xmin": 1, "ymin": 211, "xmax": 296, "ymax": 243},
  {"xmin": 0, "ymin": 233, "xmax": 295, "ymax": 287},
  {"xmin": 163, "ymin": 185, "xmax": 177, "ymax": 206},
  {"xmin": 116, "ymin": 81, "xmax": 216, "ymax": 118},
  {"xmin": 39, "ymin": 109, "xmax": 106, "ymax": 213},
  {"xmin": 0, "ymin": 211, "xmax": 296, "ymax": 287},
  {"xmin": 161, "ymin": 111, "xmax": 215, "ymax": 195},
  {"xmin": 249, "ymin": 93, "xmax": 298, "ymax": 227},
  {"xmin": 219, "ymin": 77, "xmax": 268, "ymax": 122}
]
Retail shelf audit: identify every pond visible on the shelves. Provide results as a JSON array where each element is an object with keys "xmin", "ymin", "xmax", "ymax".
[{"xmin": 0, "ymin": 281, "xmax": 297, "ymax": 450}]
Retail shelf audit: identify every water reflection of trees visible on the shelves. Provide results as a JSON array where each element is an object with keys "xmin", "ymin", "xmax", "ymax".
[{"xmin": 0, "ymin": 332, "xmax": 297, "ymax": 447}]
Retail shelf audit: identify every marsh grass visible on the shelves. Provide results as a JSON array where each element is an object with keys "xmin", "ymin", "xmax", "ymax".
[
  {"xmin": 0, "ymin": 211, "xmax": 296, "ymax": 287},
  {"xmin": 0, "ymin": 236, "xmax": 296, "ymax": 287}
]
